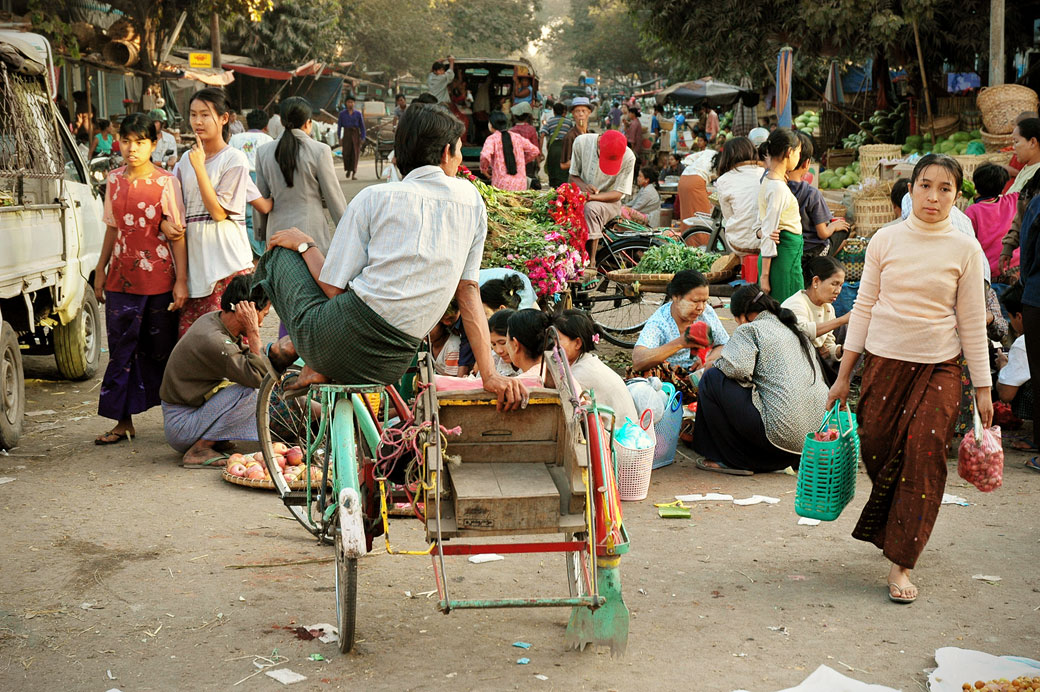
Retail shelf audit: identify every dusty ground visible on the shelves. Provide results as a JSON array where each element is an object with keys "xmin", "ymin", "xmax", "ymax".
[{"xmin": 1, "ymin": 162, "xmax": 1038, "ymax": 692}]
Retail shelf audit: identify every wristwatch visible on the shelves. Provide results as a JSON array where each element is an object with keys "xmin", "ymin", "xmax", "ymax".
[{"xmin": 297, "ymin": 241, "xmax": 317, "ymax": 254}]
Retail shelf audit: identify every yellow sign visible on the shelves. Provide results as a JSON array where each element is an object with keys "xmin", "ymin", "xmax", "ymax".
[{"xmin": 189, "ymin": 52, "xmax": 213, "ymax": 69}]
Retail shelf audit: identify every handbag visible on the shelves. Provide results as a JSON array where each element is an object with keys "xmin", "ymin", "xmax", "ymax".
[{"xmin": 795, "ymin": 402, "xmax": 859, "ymax": 521}]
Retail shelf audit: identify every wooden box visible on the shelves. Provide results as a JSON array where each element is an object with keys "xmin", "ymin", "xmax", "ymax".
[{"xmin": 451, "ymin": 463, "xmax": 561, "ymax": 532}]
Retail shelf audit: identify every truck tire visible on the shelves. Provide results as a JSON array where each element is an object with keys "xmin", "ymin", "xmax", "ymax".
[
  {"xmin": 54, "ymin": 290, "xmax": 101, "ymax": 381},
  {"xmin": 0, "ymin": 321, "xmax": 23, "ymax": 450}
]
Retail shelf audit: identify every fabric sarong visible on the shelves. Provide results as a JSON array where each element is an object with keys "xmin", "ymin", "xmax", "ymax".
[
  {"xmin": 342, "ymin": 127, "xmax": 361, "ymax": 174},
  {"xmin": 161, "ymin": 383, "xmax": 258, "ymax": 453},
  {"xmin": 691, "ymin": 366, "xmax": 800, "ymax": 473},
  {"xmin": 179, "ymin": 268, "xmax": 252, "ymax": 338},
  {"xmin": 757, "ymin": 230, "xmax": 804, "ymax": 304},
  {"xmin": 677, "ymin": 174, "xmax": 711, "ymax": 223},
  {"xmin": 252, "ymin": 247, "xmax": 422, "ymax": 385},
  {"xmin": 852, "ymin": 354, "xmax": 961, "ymax": 569},
  {"xmin": 99, "ymin": 291, "xmax": 179, "ymax": 421},
  {"xmin": 585, "ymin": 199, "xmax": 622, "ymax": 241},
  {"xmin": 546, "ymin": 140, "xmax": 566, "ymax": 188}
]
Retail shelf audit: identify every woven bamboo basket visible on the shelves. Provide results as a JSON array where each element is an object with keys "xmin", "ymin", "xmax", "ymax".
[
  {"xmin": 852, "ymin": 195, "xmax": 893, "ymax": 237},
  {"xmin": 606, "ymin": 266, "xmax": 737, "ymax": 289},
  {"xmin": 921, "ymin": 114, "xmax": 960, "ymax": 137},
  {"xmin": 984, "ymin": 151, "xmax": 1014, "ymax": 167},
  {"xmin": 980, "ymin": 128, "xmax": 1014, "ymax": 152},
  {"xmin": 858, "ymin": 144, "xmax": 902, "ymax": 176},
  {"xmin": 955, "ymin": 196, "xmax": 973, "ymax": 211},
  {"xmin": 825, "ymin": 148, "xmax": 856, "ymax": 169},
  {"xmin": 977, "ymin": 84, "xmax": 1039, "ymax": 135},
  {"xmin": 830, "ymin": 202, "xmax": 847, "ymax": 219},
  {"xmin": 953, "ymin": 154, "xmax": 993, "ymax": 182},
  {"xmin": 222, "ymin": 468, "xmax": 326, "ymax": 491}
]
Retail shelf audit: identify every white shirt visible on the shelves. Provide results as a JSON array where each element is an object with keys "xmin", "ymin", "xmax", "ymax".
[
  {"xmin": 267, "ymin": 114, "xmax": 284, "ymax": 140},
  {"xmin": 681, "ymin": 149, "xmax": 716, "ymax": 182},
  {"xmin": 570, "ymin": 353, "xmax": 639, "ymax": 425},
  {"xmin": 569, "ymin": 133, "xmax": 634, "ymax": 197},
  {"xmin": 319, "ymin": 165, "xmax": 487, "ymax": 339},
  {"xmin": 781, "ymin": 290, "xmax": 841, "ymax": 359},
  {"xmin": 715, "ymin": 164, "xmax": 762, "ymax": 254},
  {"xmin": 228, "ymin": 130, "xmax": 274, "ymax": 171},
  {"xmin": 998, "ymin": 335, "xmax": 1030, "ymax": 387},
  {"xmin": 427, "ymin": 70, "xmax": 455, "ymax": 103},
  {"xmin": 152, "ymin": 130, "xmax": 178, "ymax": 165}
]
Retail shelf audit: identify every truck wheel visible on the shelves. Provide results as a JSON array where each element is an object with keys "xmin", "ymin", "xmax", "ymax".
[
  {"xmin": 54, "ymin": 290, "xmax": 101, "ymax": 381},
  {"xmin": 0, "ymin": 322, "xmax": 23, "ymax": 450}
]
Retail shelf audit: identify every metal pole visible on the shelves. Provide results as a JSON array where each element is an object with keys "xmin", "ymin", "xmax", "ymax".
[
  {"xmin": 912, "ymin": 20, "xmax": 936, "ymax": 145},
  {"xmin": 989, "ymin": 0, "xmax": 1006, "ymax": 86}
]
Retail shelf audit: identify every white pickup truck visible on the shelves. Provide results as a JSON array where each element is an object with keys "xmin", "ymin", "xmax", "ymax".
[{"xmin": 0, "ymin": 31, "xmax": 105, "ymax": 449}]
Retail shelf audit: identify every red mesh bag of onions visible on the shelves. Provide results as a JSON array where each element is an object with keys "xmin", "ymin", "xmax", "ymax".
[{"xmin": 957, "ymin": 407, "xmax": 1003, "ymax": 492}]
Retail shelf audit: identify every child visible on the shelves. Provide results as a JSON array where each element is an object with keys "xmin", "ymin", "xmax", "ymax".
[
  {"xmin": 430, "ymin": 301, "xmax": 463, "ymax": 376},
  {"xmin": 787, "ymin": 131, "xmax": 850, "ymax": 259},
  {"xmin": 175, "ymin": 88, "xmax": 270, "ymax": 336},
  {"xmin": 757, "ymin": 128, "xmax": 804, "ymax": 302},
  {"xmin": 90, "ymin": 119, "xmax": 115, "ymax": 158},
  {"xmin": 489, "ymin": 309, "xmax": 519, "ymax": 377},
  {"xmin": 92, "ymin": 113, "xmax": 187, "ymax": 445},
  {"xmin": 965, "ymin": 163, "xmax": 1020, "ymax": 276},
  {"xmin": 623, "ymin": 165, "xmax": 662, "ymax": 226},
  {"xmin": 996, "ymin": 283, "xmax": 1035, "ymax": 451},
  {"xmin": 889, "ymin": 177, "xmax": 910, "ymax": 220}
]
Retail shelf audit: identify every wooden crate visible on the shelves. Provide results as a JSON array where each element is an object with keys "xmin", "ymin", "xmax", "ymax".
[{"xmin": 451, "ymin": 463, "xmax": 561, "ymax": 532}]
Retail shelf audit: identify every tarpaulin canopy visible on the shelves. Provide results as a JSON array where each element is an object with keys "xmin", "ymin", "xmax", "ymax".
[
  {"xmin": 226, "ymin": 59, "xmax": 327, "ymax": 81},
  {"xmin": 655, "ymin": 78, "xmax": 758, "ymax": 109}
]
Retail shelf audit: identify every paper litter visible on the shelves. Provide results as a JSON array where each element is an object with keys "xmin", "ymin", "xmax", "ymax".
[
  {"xmin": 675, "ymin": 493, "xmax": 733, "ymax": 502},
  {"xmin": 797, "ymin": 517, "xmax": 822, "ymax": 526},
  {"xmin": 265, "ymin": 668, "xmax": 307, "ymax": 685},
  {"xmin": 731, "ymin": 664, "xmax": 900, "ymax": 691},
  {"xmin": 928, "ymin": 647, "xmax": 1040, "ymax": 692},
  {"xmin": 468, "ymin": 554, "xmax": 504, "ymax": 564},
  {"xmin": 941, "ymin": 493, "xmax": 970, "ymax": 506},
  {"xmin": 513, "ymin": 642, "xmax": 531, "ymax": 649},
  {"xmin": 517, "ymin": 657, "xmax": 530, "ymax": 665},
  {"xmin": 0, "ymin": 477, "xmax": 14, "ymax": 485},
  {"xmin": 302, "ymin": 623, "xmax": 338, "ymax": 643},
  {"xmin": 535, "ymin": 674, "xmax": 549, "ymax": 681},
  {"xmin": 971, "ymin": 574, "xmax": 1002, "ymax": 582},
  {"xmin": 733, "ymin": 495, "xmax": 780, "ymax": 506}
]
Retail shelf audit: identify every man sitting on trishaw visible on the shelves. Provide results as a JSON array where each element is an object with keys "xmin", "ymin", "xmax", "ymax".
[{"xmin": 253, "ymin": 103, "xmax": 527, "ymax": 410}]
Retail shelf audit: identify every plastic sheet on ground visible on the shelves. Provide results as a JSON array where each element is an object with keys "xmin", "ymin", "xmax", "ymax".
[
  {"xmin": 731, "ymin": 664, "xmax": 900, "ymax": 692},
  {"xmin": 928, "ymin": 647, "xmax": 1040, "ymax": 692}
]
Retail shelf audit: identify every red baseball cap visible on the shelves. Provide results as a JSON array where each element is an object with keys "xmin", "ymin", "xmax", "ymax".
[{"xmin": 598, "ymin": 130, "xmax": 628, "ymax": 176}]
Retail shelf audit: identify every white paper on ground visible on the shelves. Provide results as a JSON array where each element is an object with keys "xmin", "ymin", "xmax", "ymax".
[
  {"xmin": 798, "ymin": 517, "xmax": 822, "ymax": 526},
  {"xmin": 928, "ymin": 647, "xmax": 1040, "ymax": 692},
  {"xmin": 731, "ymin": 664, "xmax": 901, "ymax": 692},
  {"xmin": 675, "ymin": 493, "xmax": 733, "ymax": 502},
  {"xmin": 941, "ymin": 493, "xmax": 970, "ymax": 506},
  {"xmin": 468, "ymin": 554, "xmax": 505, "ymax": 564},
  {"xmin": 733, "ymin": 495, "xmax": 781, "ymax": 506},
  {"xmin": 265, "ymin": 668, "xmax": 307, "ymax": 685},
  {"xmin": 971, "ymin": 574, "xmax": 1001, "ymax": 582},
  {"xmin": 302, "ymin": 623, "xmax": 338, "ymax": 644},
  {"xmin": 0, "ymin": 477, "xmax": 14, "ymax": 485}
]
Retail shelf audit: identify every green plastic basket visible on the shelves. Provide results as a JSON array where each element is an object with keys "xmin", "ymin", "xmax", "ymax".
[{"xmin": 795, "ymin": 403, "xmax": 859, "ymax": 521}]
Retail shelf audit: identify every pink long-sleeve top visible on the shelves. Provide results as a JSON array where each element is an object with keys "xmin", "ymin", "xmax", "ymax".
[{"xmin": 844, "ymin": 213, "xmax": 991, "ymax": 387}]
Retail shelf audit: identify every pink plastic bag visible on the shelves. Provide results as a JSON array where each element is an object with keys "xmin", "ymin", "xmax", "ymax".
[{"xmin": 957, "ymin": 422, "xmax": 1004, "ymax": 493}]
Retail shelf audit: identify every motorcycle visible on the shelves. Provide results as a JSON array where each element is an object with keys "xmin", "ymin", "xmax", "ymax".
[{"xmin": 88, "ymin": 151, "xmax": 124, "ymax": 198}]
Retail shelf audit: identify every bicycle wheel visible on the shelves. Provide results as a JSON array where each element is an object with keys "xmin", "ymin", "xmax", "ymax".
[
  {"xmin": 257, "ymin": 369, "xmax": 332, "ymax": 539},
  {"xmin": 584, "ymin": 237, "xmax": 666, "ymax": 348},
  {"xmin": 374, "ymin": 153, "xmax": 385, "ymax": 179},
  {"xmin": 334, "ymin": 534, "xmax": 358, "ymax": 653}
]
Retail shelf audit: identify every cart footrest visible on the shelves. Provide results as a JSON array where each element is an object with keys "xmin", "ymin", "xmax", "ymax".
[
  {"xmin": 439, "ymin": 596, "xmax": 604, "ymax": 611},
  {"xmin": 439, "ymin": 541, "xmax": 585, "ymax": 556},
  {"xmin": 282, "ymin": 491, "xmax": 312, "ymax": 506}
]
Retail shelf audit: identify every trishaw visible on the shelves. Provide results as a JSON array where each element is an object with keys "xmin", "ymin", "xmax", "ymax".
[{"xmin": 256, "ymin": 329, "xmax": 630, "ymax": 654}]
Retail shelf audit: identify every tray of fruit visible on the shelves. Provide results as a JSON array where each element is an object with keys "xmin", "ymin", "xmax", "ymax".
[{"xmin": 222, "ymin": 445, "xmax": 326, "ymax": 490}]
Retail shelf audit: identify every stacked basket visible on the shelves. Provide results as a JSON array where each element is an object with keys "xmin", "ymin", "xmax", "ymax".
[
  {"xmin": 858, "ymin": 144, "xmax": 902, "ymax": 177},
  {"xmin": 977, "ymin": 84, "xmax": 1039, "ymax": 135}
]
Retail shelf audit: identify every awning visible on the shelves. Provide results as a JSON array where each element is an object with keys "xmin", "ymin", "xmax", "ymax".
[
  {"xmin": 225, "ymin": 59, "xmax": 328, "ymax": 81},
  {"xmin": 656, "ymin": 78, "xmax": 758, "ymax": 109}
]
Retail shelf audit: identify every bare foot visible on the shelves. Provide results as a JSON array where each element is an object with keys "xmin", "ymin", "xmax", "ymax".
[
  {"xmin": 887, "ymin": 564, "xmax": 918, "ymax": 602},
  {"xmin": 284, "ymin": 364, "xmax": 330, "ymax": 390},
  {"xmin": 181, "ymin": 440, "xmax": 226, "ymax": 468},
  {"xmin": 268, "ymin": 336, "xmax": 298, "ymax": 371}
]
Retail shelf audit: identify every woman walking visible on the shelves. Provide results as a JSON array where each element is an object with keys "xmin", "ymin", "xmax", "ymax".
[
  {"xmin": 828, "ymin": 154, "xmax": 992, "ymax": 604},
  {"xmin": 255, "ymin": 97, "xmax": 347, "ymax": 255},
  {"xmin": 174, "ymin": 88, "xmax": 256, "ymax": 337},
  {"xmin": 93, "ymin": 113, "xmax": 188, "ymax": 445}
]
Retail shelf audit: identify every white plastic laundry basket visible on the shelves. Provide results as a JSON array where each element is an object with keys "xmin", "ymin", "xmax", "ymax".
[{"xmin": 615, "ymin": 410, "xmax": 656, "ymax": 501}]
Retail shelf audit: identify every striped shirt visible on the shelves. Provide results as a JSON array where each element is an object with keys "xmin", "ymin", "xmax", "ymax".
[
  {"xmin": 319, "ymin": 165, "xmax": 487, "ymax": 339},
  {"xmin": 540, "ymin": 116, "xmax": 574, "ymax": 142}
]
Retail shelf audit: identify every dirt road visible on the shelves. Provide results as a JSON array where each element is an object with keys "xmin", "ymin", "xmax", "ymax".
[{"xmin": 1, "ymin": 162, "xmax": 1037, "ymax": 691}]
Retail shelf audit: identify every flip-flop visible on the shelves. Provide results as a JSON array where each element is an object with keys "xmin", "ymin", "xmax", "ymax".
[
  {"xmin": 888, "ymin": 582, "xmax": 917, "ymax": 604},
  {"xmin": 694, "ymin": 456, "xmax": 753, "ymax": 476},
  {"xmin": 95, "ymin": 431, "xmax": 131, "ymax": 445},
  {"xmin": 1011, "ymin": 440, "xmax": 1039, "ymax": 453},
  {"xmin": 1025, "ymin": 457, "xmax": 1040, "ymax": 473},
  {"xmin": 182, "ymin": 453, "xmax": 229, "ymax": 470}
]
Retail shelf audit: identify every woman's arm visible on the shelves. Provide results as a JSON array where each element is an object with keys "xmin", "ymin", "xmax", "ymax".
[
  {"xmin": 631, "ymin": 337, "xmax": 688, "ymax": 371},
  {"xmin": 188, "ymin": 144, "xmax": 228, "ymax": 222},
  {"xmin": 250, "ymin": 197, "xmax": 273, "ymax": 214},
  {"xmin": 479, "ymin": 136, "xmax": 495, "ymax": 175},
  {"xmin": 169, "ymin": 238, "xmax": 189, "ymax": 310},
  {"xmin": 93, "ymin": 224, "xmax": 117, "ymax": 303}
]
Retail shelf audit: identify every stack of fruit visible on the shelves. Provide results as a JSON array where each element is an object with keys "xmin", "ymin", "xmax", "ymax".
[
  {"xmin": 902, "ymin": 130, "xmax": 985, "ymax": 156},
  {"xmin": 819, "ymin": 161, "xmax": 862, "ymax": 190},
  {"xmin": 963, "ymin": 677, "xmax": 1040, "ymax": 691},
  {"xmin": 225, "ymin": 444, "xmax": 323, "ymax": 486},
  {"xmin": 844, "ymin": 103, "xmax": 909, "ymax": 147},
  {"xmin": 794, "ymin": 109, "xmax": 820, "ymax": 135}
]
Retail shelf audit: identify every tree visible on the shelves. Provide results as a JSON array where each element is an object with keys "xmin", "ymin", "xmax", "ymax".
[
  {"xmin": 550, "ymin": 0, "xmax": 659, "ymax": 83},
  {"xmin": 182, "ymin": 0, "xmax": 347, "ymax": 66}
]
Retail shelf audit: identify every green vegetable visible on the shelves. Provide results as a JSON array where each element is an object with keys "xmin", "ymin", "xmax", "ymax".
[{"xmin": 634, "ymin": 244, "xmax": 722, "ymax": 274}]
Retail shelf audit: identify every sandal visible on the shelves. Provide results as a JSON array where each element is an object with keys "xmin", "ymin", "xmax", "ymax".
[
  {"xmin": 95, "ymin": 430, "xmax": 131, "ymax": 445},
  {"xmin": 694, "ymin": 456, "xmax": 753, "ymax": 476},
  {"xmin": 888, "ymin": 582, "xmax": 917, "ymax": 604},
  {"xmin": 1010, "ymin": 439, "xmax": 1038, "ymax": 453},
  {"xmin": 1025, "ymin": 457, "xmax": 1040, "ymax": 473},
  {"xmin": 181, "ymin": 453, "xmax": 229, "ymax": 470}
]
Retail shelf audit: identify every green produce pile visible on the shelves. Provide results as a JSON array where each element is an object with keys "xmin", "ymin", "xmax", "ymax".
[
  {"xmin": 901, "ymin": 129, "xmax": 985, "ymax": 156},
  {"xmin": 819, "ymin": 161, "xmax": 862, "ymax": 190},
  {"xmin": 634, "ymin": 243, "xmax": 722, "ymax": 274},
  {"xmin": 843, "ymin": 102, "xmax": 909, "ymax": 147},
  {"xmin": 795, "ymin": 110, "xmax": 820, "ymax": 133}
]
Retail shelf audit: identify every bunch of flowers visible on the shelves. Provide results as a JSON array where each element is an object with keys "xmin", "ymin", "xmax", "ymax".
[{"xmin": 457, "ymin": 167, "xmax": 589, "ymax": 299}]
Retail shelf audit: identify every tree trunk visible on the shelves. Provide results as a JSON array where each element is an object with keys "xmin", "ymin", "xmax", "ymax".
[{"xmin": 135, "ymin": 4, "xmax": 160, "ymax": 111}]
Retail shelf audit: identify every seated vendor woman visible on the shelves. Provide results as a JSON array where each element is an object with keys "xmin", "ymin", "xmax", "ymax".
[
  {"xmin": 159, "ymin": 275, "xmax": 270, "ymax": 468},
  {"xmin": 630, "ymin": 269, "xmax": 729, "ymax": 399},
  {"xmin": 691, "ymin": 284, "xmax": 829, "ymax": 475},
  {"xmin": 780, "ymin": 256, "xmax": 850, "ymax": 385},
  {"xmin": 554, "ymin": 309, "xmax": 638, "ymax": 425},
  {"xmin": 506, "ymin": 309, "xmax": 551, "ymax": 380},
  {"xmin": 256, "ymin": 103, "xmax": 526, "ymax": 410}
]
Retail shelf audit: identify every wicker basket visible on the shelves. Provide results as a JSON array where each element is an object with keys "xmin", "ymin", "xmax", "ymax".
[
  {"xmin": 858, "ymin": 144, "xmax": 902, "ymax": 176},
  {"xmin": 825, "ymin": 148, "xmax": 856, "ymax": 169},
  {"xmin": 606, "ymin": 266, "xmax": 737, "ymax": 288},
  {"xmin": 953, "ymin": 154, "xmax": 993, "ymax": 182},
  {"xmin": 984, "ymin": 151, "xmax": 1014, "ymax": 167},
  {"xmin": 852, "ymin": 195, "xmax": 893, "ymax": 238},
  {"xmin": 955, "ymin": 196, "xmax": 973, "ymax": 211},
  {"xmin": 222, "ymin": 468, "xmax": 326, "ymax": 491},
  {"xmin": 961, "ymin": 109, "xmax": 983, "ymax": 131},
  {"xmin": 980, "ymin": 127, "xmax": 1014, "ymax": 152},
  {"xmin": 977, "ymin": 84, "xmax": 1040, "ymax": 135},
  {"xmin": 835, "ymin": 236, "xmax": 869, "ymax": 281},
  {"xmin": 920, "ymin": 114, "xmax": 960, "ymax": 137}
]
